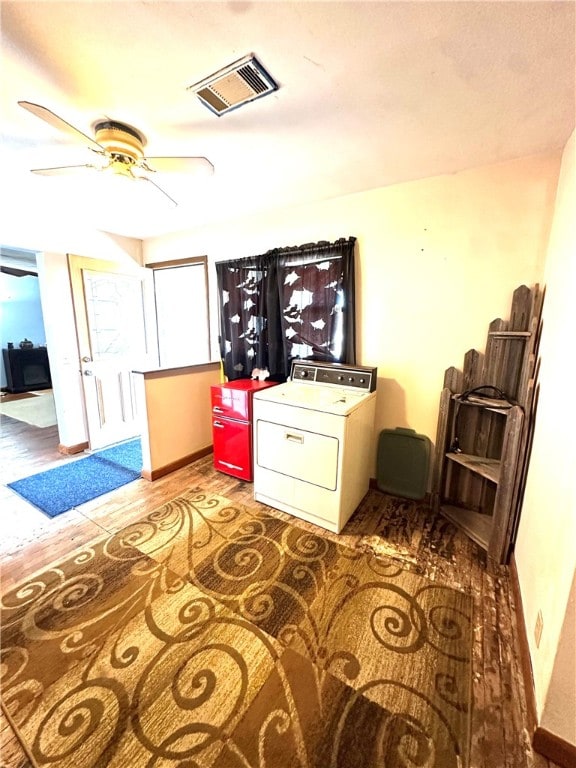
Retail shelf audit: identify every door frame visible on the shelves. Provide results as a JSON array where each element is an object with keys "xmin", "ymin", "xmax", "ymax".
[{"xmin": 68, "ymin": 253, "xmax": 158, "ymax": 450}]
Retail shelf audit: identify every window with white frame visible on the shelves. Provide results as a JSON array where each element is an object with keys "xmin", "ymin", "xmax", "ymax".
[{"xmin": 150, "ymin": 257, "xmax": 210, "ymax": 368}]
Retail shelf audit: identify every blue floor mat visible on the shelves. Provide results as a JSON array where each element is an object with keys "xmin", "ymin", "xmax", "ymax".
[
  {"xmin": 7, "ymin": 439, "xmax": 142, "ymax": 518},
  {"xmin": 95, "ymin": 438, "xmax": 143, "ymax": 473}
]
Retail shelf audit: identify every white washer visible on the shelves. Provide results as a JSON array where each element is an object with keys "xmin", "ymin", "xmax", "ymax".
[{"xmin": 252, "ymin": 360, "xmax": 377, "ymax": 533}]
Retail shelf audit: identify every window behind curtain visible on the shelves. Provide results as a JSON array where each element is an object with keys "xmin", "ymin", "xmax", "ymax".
[
  {"xmin": 276, "ymin": 256, "xmax": 347, "ymax": 366},
  {"xmin": 216, "ymin": 237, "xmax": 356, "ymax": 381},
  {"xmin": 215, "ymin": 255, "xmax": 272, "ymax": 380}
]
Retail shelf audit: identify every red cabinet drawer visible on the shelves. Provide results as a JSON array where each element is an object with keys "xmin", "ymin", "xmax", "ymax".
[
  {"xmin": 211, "ymin": 385, "xmax": 250, "ymax": 421},
  {"xmin": 211, "ymin": 380, "xmax": 277, "ymax": 421},
  {"xmin": 212, "ymin": 417, "xmax": 253, "ymax": 481}
]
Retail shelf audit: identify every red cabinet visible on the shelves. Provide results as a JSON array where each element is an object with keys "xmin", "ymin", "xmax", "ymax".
[{"xmin": 211, "ymin": 379, "xmax": 277, "ymax": 481}]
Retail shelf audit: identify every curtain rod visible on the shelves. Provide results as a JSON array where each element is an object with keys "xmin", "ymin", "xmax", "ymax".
[
  {"xmin": 216, "ymin": 237, "xmax": 355, "ymax": 269},
  {"xmin": 265, "ymin": 236, "xmax": 355, "ymax": 257}
]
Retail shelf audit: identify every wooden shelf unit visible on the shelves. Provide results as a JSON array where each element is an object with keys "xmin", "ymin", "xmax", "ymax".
[
  {"xmin": 432, "ymin": 285, "xmax": 543, "ymax": 564},
  {"xmin": 440, "ymin": 504, "xmax": 494, "ymax": 551},
  {"xmin": 446, "ymin": 452, "xmax": 501, "ymax": 484}
]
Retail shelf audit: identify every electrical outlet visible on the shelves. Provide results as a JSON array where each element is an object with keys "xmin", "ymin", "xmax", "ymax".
[{"xmin": 534, "ymin": 610, "xmax": 544, "ymax": 648}]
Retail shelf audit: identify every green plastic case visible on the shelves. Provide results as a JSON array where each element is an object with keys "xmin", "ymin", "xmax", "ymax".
[{"xmin": 376, "ymin": 427, "xmax": 431, "ymax": 500}]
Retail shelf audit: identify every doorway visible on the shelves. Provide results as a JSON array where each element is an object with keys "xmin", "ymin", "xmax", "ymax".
[
  {"xmin": 0, "ymin": 249, "xmax": 50, "ymax": 393},
  {"xmin": 0, "ymin": 249, "xmax": 57, "ymax": 438},
  {"xmin": 3, "ymin": 249, "xmax": 212, "ymax": 458}
]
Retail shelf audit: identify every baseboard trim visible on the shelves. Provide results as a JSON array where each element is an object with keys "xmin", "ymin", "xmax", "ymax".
[
  {"xmin": 509, "ymin": 552, "xmax": 538, "ymax": 735},
  {"xmin": 141, "ymin": 446, "xmax": 213, "ymax": 481},
  {"xmin": 58, "ymin": 441, "xmax": 89, "ymax": 455},
  {"xmin": 506, "ymin": 555, "xmax": 576, "ymax": 768},
  {"xmin": 533, "ymin": 727, "xmax": 576, "ymax": 768}
]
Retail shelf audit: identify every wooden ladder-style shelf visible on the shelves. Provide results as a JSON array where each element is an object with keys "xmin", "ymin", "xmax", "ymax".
[{"xmin": 431, "ymin": 284, "xmax": 543, "ymax": 564}]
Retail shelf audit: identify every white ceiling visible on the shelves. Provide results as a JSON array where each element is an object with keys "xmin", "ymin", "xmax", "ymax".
[{"xmin": 1, "ymin": 1, "xmax": 575, "ymax": 241}]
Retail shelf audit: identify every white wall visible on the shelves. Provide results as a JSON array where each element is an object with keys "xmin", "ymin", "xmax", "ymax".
[
  {"xmin": 515, "ymin": 130, "xmax": 576, "ymax": 741},
  {"xmin": 541, "ymin": 572, "xmax": 576, "ymax": 745},
  {"xmin": 1, "ymin": 216, "xmax": 143, "ymax": 266},
  {"xmin": 145, "ymin": 151, "xmax": 560, "ymax": 473}
]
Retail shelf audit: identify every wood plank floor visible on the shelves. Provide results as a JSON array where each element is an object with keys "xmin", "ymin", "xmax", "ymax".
[{"xmin": 0, "ymin": 412, "xmax": 560, "ymax": 768}]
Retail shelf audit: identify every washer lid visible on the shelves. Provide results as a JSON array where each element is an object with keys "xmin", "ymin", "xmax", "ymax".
[{"xmin": 253, "ymin": 380, "xmax": 374, "ymax": 416}]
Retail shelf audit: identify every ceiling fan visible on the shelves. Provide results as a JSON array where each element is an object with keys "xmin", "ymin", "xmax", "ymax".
[{"xmin": 18, "ymin": 101, "xmax": 214, "ymax": 207}]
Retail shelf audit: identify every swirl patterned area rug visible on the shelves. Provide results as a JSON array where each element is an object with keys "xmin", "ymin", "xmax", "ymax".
[{"xmin": 1, "ymin": 490, "xmax": 473, "ymax": 768}]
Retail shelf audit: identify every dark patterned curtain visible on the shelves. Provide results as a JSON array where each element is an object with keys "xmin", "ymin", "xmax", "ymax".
[
  {"xmin": 216, "ymin": 237, "xmax": 356, "ymax": 380},
  {"xmin": 215, "ymin": 254, "xmax": 274, "ymax": 379},
  {"xmin": 269, "ymin": 238, "xmax": 356, "ymax": 378}
]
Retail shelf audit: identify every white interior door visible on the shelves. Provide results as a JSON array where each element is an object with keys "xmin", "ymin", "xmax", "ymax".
[{"xmin": 68, "ymin": 254, "xmax": 158, "ymax": 450}]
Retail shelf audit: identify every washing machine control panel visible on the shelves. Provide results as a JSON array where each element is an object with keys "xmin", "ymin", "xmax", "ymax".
[{"xmin": 290, "ymin": 361, "xmax": 377, "ymax": 392}]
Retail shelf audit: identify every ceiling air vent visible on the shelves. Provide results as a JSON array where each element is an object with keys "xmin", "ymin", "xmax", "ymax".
[{"xmin": 187, "ymin": 54, "xmax": 278, "ymax": 116}]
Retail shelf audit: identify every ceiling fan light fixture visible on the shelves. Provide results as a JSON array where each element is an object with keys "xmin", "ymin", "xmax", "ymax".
[
  {"xmin": 93, "ymin": 120, "xmax": 145, "ymax": 162},
  {"xmin": 106, "ymin": 158, "xmax": 136, "ymax": 177},
  {"xmin": 18, "ymin": 100, "xmax": 214, "ymax": 208},
  {"xmin": 187, "ymin": 54, "xmax": 278, "ymax": 116}
]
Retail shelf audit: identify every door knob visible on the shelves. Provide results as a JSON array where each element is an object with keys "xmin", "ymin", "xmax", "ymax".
[
  {"xmin": 83, "ymin": 370, "xmax": 93, "ymax": 376},
  {"xmin": 82, "ymin": 356, "xmax": 92, "ymax": 363}
]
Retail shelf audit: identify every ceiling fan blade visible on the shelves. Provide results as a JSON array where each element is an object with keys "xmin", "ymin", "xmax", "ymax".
[
  {"xmin": 141, "ymin": 156, "xmax": 214, "ymax": 175},
  {"xmin": 18, "ymin": 101, "xmax": 104, "ymax": 152},
  {"xmin": 30, "ymin": 164, "xmax": 102, "ymax": 176},
  {"xmin": 137, "ymin": 175, "xmax": 178, "ymax": 207}
]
